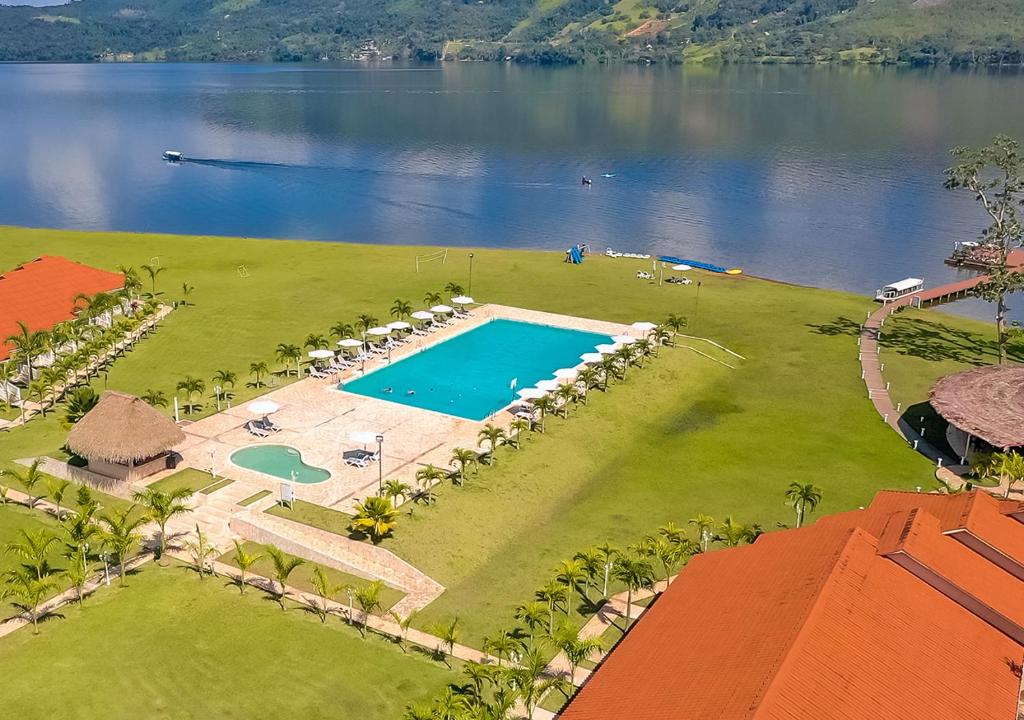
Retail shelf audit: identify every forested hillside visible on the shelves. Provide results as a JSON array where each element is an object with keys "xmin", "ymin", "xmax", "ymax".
[{"xmin": 1, "ymin": 0, "xmax": 1022, "ymax": 64}]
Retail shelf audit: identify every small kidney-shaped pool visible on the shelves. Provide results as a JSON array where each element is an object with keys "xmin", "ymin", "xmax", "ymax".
[{"xmin": 230, "ymin": 445, "xmax": 331, "ymax": 484}]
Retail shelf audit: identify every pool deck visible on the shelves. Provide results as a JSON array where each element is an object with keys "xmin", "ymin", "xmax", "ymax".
[{"xmin": 176, "ymin": 304, "xmax": 632, "ymax": 510}]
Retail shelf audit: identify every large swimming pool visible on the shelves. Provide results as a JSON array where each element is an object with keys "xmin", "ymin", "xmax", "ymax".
[{"xmin": 341, "ymin": 319, "xmax": 612, "ymax": 421}]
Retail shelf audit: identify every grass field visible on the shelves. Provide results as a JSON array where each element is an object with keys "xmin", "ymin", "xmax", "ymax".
[
  {"xmin": 0, "ymin": 564, "xmax": 454, "ymax": 719},
  {"xmin": 0, "ymin": 503, "xmax": 66, "ymax": 584}
]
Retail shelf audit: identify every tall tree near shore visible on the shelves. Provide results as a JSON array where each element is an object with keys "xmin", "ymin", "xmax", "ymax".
[
  {"xmin": 785, "ymin": 482, "xmax": 823, "ymax": 528},
  {"xmin": 945, "ymin": 136, "xmax": 1024, "ymax": 364}
]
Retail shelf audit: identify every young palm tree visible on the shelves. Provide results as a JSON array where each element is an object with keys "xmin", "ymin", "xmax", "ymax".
[
  {"xmin": 483, "ymin": 627, "xmax": 521, "ymax": 667},
  {"xmin": 514, "ymin": 601, "xmax": 548, "ymax": 647},
  {"xmin": 356, "ymin": 314, "xmax": 378, "ymax": 333},
  {"xmin": 389, "ymin": 608, "xmax": 418, "ymax": 651},
  {"xmin": 784, "ymin": 482, "xmax": 824, "ymax": 528},
  {"xmin": 613, "ymin": 346, "xmax": 634, "ymax": 379},
  {"xmin": 2, "ymin": 458, "xmax": 46, "ymax": 508},
  {"xmin": 29, "ymin": 377, "xmax": 51, "ymax": 416},
  {"xmin": 612, "ymin": 556, "xmax": 654, "ymax": 622},
  {"xmin": 46, "ymin": 479, "xmax": 71, "ymax": 518},
  {"xmin": 664, "ymin": 313, "xmax": 688, "ymax": 334},
  {"xmin": 63, "ymin": 386, "xmax": 99, "ymax": 427},
  {"xmin": 266, "ymin": 545, "xmax": 304, "ymax": 609},
  {"xmin": 212, "ymin": 369, "xmax": 237, "ymax": 396},
  {"xmin": 598, "ymin": 356, "xmax": 618, "ymax": 389},
  {"xmin": 509, "ymin": 647, "xmax": 548, "ymax": 718},
  {"xmin": 509, "ymin": 417, "xmax": 531, "ymax": 447},
  {"xmin": 230, "ymin": 540, "xmax": 261, "ymax": 594},
  {"xmin": 390, "ymin": 299, "xmax": 413, "ymax": 320},
  {"xmin": 633, "ymin": 338, "xmax": 654, "ymax": 365},
  {"xmin": 2, "ymin": 566, "xmax": 57, "ymax": 634},
  {"xmin": 133, "ymin": 486, "xmax": 193, "ymax": 560},
  {"xmin": 714, "ymin": 516, "xmax": 752, "ymax": 548},
  {"xmin": 6, "ymin": 320, "xmax": 47, "ymax": 381},
  {"xmin": 182, "ymin": 526, "xmax": 215, "ymax": 580},
  {"xmin": 100, "ymin": 507, "xmax": 145, "ymax": 586},
  {"xmin": 449, "ymin": 447, "xmax": 477, "ymax": 485},
  {"xmin": 141, "ymin": 388, "xmax": 168, "ymax": 408},
  {"xmin": 423, "ymin": 291, "xmax": 443, "ymax": 306},
  {"xmin": 444, "ymin": 282, "xmax": 464, "ymax": 297},
  {"xmin": 576, "ymin": 367, "xmax": 599, "ymax": 402},
  {"xmin": 349, "ymin": 496, "xmax": 398, "ymax": 542},
  {"xmin": 413, "ymin": 465, "xmax": 444, "ymax": 504},
  {"xmin": 573, "ymin": 548, "xmax": 604, "ymax": 601},
  {"xmin": 596, "ymin": 542, "xmax": 619, "ymax": 597},
  {"xmin": 5, "ymin": 528, "xmax": 60, "ymax": 580},
  {"xmin": 553, "ymin": 625, "xmax": 603, "ymax": 684},
  {"xmin": 477, "ymin": 424, "xmax": 507, "ymax": 463},
  {"xmin": 531, "ymin": 395, "xmax": 555, "ymax": 432},
  {"xmin": 249, "ymin": 361, "xmax": 269, "ymax": 388},
  {"xmin": 354, "ymin": 580, "xmax": 384, "ymax": 636},
  {"xmin": 555, "ymin": 559, "xmax": 587, "ymax": 617},
  {"xmin": 309, "ymin": 566, "xmax": 337, "ymax": 623},
  {"xmin": 63, "ymin": 547, "xmax": 90, "ymax": 606},
  {"xmin": 382, "ymin": 479, "xmax": 412, "ymax": 505},
  {"xmin": 555, "ymin": 383, "xmax": 577, "ymax": 417},
  {"xmin": 330, "ymin": 321, "xmax": 355, "ymax": 340},
  {"xmin": 181, "ymin": 282, "xmax": 195, "ymax": 305},
  {"xmin": 139, "ymin": 263, "xmax": 165, "ymax": 297},
  {"xmin": 536, "ymin": 579, "xmax": 568, "ymax": 634},
  {"xmin": 430, "ymin": 616, "xmax": 460, "ymax": 665},
  {"xmin": 304, "ymin": 333, "xmax": 329, "ymax": 350},
  {"xmin": 176, "ymin": 375, "xmax": 206, "ymax": 414},
  {"xmin": 275, "ymin": 343, "xmax": 301, "ymax": 377},
  {"xmin": 689, "ymin": 513, "xmax": 715, "ymax": 552}
]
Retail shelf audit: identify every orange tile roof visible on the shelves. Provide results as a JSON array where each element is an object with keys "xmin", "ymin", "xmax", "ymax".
[
  {"xmin": 560, "ymin": 491, "xmax": 1024, "ymax": 720},
  {"xmin": 0, "ymin": 256, "xmax": 123, "ymax": 362}
]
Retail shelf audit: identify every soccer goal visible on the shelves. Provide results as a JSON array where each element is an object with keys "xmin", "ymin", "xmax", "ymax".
[
  {"xmin": 237, "ymin": 265, "xmax": 251, "ymax": 278},
  {"xmin": 415, "ymin": 249, "xmax": 448, "ymax": 273}
]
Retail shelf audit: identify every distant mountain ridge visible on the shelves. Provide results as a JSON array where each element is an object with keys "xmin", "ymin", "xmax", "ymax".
[{"xmin": 1, "ymin": 0, "xmax": 1023, "ymax": 64}]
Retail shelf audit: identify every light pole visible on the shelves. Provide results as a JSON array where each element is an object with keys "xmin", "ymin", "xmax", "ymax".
[
  {"xmin": 376, "ymin": 434, "xmax": 384, "ymax": 494},
  {"xmin": 468, "ymin": 253, "xmax": 475, "ymax": 296}
]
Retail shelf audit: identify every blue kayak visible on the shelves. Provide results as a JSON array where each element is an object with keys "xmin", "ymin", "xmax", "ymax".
[{"xmin": 658, "ymin": 255, "xmax": 727, "ymax": 273}]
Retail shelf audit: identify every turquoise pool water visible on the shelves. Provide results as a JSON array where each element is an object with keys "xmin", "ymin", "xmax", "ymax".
[
  {"xmin": 341, "ymin": 319, "xmax": 612, "ymax": 421},
  {"xmin": 230, "ymin": 445, "xmax": 331, "ymax": 484}
]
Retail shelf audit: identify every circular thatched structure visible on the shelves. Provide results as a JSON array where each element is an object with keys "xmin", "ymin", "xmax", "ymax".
[
  {"xmin": 67, "ymin": 391, "xmax": 185, "ymax": 481},
  {"xmin": 930, "ymin": 365, "xmax": 1024, "ymax": 451}
]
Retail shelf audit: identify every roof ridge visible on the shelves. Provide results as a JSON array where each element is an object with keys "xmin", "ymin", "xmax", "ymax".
[{"xmin": 751, "ymin": 525, "xmax": 877, "ymax": 719}]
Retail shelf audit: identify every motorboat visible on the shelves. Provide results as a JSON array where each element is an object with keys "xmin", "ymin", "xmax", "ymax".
[{"xmin": 163, "ymin": 150, "xmax": 183, "ymax": 162}]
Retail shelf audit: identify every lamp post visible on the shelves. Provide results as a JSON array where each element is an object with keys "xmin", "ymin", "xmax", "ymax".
[
  {"xmin": 468, "ymin": 252, "xmax": 475, "ymax": 296},
  {"xmin": 376, "ymin": 434, "xmax": 384, "ymax": 494}
]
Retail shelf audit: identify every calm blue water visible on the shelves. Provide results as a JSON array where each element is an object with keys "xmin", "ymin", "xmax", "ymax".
[
  {"xmin": 230, "ymin": 444, "xmax": 331, "ymax": 484},
  {"xmin": 342, "ymin": 320, "xmax": 611, "ymax": 420},
  {"xmin": 3, "ymin": 63, "xmax": 1024, "ymax": 317}
]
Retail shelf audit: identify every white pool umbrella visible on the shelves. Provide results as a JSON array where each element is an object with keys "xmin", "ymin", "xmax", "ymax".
[
  {"xmin": 247, "ymin": 400, "xmax": 280, "ymax": 415},
  {"xmin": 517, "ymin": 388, "xmax": 547, "ymax": 400},
  {"xmin": 387, "ymin": 321, "xmax": 412, "ymax": 331},
  {"xmin": 367, "ymin": 327, "xmax": 391, "ymax": 336},
  {"xmin": 308, "ymin": 349, "xmax": 334, "ymax": 359},
  {"xmin": 430, "ymin": 304, "xmax": 453, "ymax": 314},
  {"xmin": 451, "ymin": 295, "xmax": 475, "ymax": 305},
  {"xmin": 338, "ymin": 338, "xmax": 363, "ymax": 348},
  {"xmin": 595, "ymin": 343, "xmax": 620, "ymax": 354},
  {"xmin": 349, "ymin": 430, "xmax": 382, "ymax": 445},
  {"xmin": 553, "ymin": 368, "xmax": 578, "ymax": 380},
  {"xmin": 631, "ymin": 321, "xmax": 658, "ymax": 332},
  {"xmin": 535, "ymin": 379, "xmax": 560, "ymax": 392},
  {"xmin": 580, "ymin": 352, "xmax": 605, "ymax": 364},
  {"xmin": 611, "ymin": 335, "xmax": 637, "ymax": 345},
  {"xmin": 411, "ymin": 310, "xmax": 434, "ymax": 321},
  {"xmin": 671, "ymin": 264, "xmax": 692, "ymax": 271}
]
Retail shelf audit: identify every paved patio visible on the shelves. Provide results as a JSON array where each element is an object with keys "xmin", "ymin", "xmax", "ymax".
[{"xmin": 177, "ymin": 304, "xmax": 632, "ymax": 511}]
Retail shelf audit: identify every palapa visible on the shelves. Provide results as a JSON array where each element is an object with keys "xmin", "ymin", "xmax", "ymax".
[
  {"xmin": 929, "ymin": 365, "xmax": 1024, "ymax": 450},
  {"xmin": 67, "ymin": 390, "xmax": 185, "ymax": 464}
]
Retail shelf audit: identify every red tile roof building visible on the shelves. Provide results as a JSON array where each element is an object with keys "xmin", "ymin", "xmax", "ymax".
[
  {"xmin": 560, "ymin": 490, "xmax": 1024, "ymax": 720},
  {"xmin": 0, "ymin": 255, "xmax": 123, "ymax": 362}
]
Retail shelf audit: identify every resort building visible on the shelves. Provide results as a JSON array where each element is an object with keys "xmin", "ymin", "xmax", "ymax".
[
  {"xmin": 560, "ymin": 489, "xmax": 1024, "ymax": 720},
  {"xmin": 930, "ymin": 364, "xmax": 1024, "ymax": 460},
  {"xmin": 66, "ymin": 391, "xmax": 185, "ymax": 482},
  {"xmin": 0, "ymin": 255, "xmax": 125, "ymax": 362}
]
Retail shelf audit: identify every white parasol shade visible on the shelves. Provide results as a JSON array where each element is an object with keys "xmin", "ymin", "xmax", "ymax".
[
  {"xmin": 553, "ymin": 368, "xmax": 578, "ymax": 380},
  {"xmin": 580, "ymin": 352, "xmax": 605, "ymax": 364},
  {"xmin": 516, "ymin": 388, "xmax": 547, "ymax": 400},
  {"xmin": 349, "ymin": 431, "xmax": 382, "ymax": 445},
  {"xmin": 611, "ymin": 335, "xmax": 637, "ymax": 345},
  {"xmin": 451, "ymin": 295, "xmax": 475, "ymax": 305},
  {"xmin": 535, "ymin": 379, "xmax": 560, "ymax": 392},
  {"xmin": 247, "ymin": 400, "xmax": 280, "ymax": 415},
  {"xmin": 595, "ymin": 343, "xmax": 620, "ymax": 354},
  {"xmin": 366, "ymin": 327, "xmax": 392, "ymax": 336},
  {"xmin": 308, "ymin": 349, "xmax": 334, "ymax": 359},
  {"xmin": 387, "ymin": 321, "xmax": 412, "ymax": 330},
  {"xmin": 671, "ymin": 264, "xmax": 692, "ymax": 271},
  {"xmin": 338, "ymin": 338, "xmax": 363, "ymax": 348},
  {"xmin": 430, "ymin": 305, "xmax": 454, "ymax": 314},
  {"xmin": 411, "ymin": 311, "xmax": 435, "ymax": 321},
  {"xmin": 631, "ymin": 321, "xmax": 658, "ymax": 332}
]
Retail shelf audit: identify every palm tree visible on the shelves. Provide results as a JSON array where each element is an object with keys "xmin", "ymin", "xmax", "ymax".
[
  {"xmin": 389, "ymin": 608, "xmax": 417, "ymax": 651},
  {"xmin": 182, "ymin": 524, "xmax": 216, "ymax": 579},
  {"xmin": 555, "ymin": 383, "xmax": 577, "ymax": 417},
  {"xmin": 140, "ymin": 263, "xmax": 165, "ymax": 296},
  {"xmin": 46, "ymin": 479, "xmax": 70, "ymax": 518},
  {"xmin": 330, "ymin": 321, "xmax": 355, "ymax": 340},
  {"xmin": 63, "ymin": 547, "xmax": 90, "ymax": 606},
  {"xmin": 444, "ymin": 282, "xmax": 464, "ymax": 297},
  {"xmin": 574, "ymin": 547, "xmax": 603, "ymax": 601},
  {"xmin": 181, "ymin": 282, "xmax": 195, "ymax": 305},
  {"xmin": 2, "ymin": 567, "xmax": 57, "ymax": 634},
  {"xmin": 212, "ymin": 369, "xmax": 237, "ymax": 396},
  {"xmin": 354, "ymin": 580, "xmax": 384, "ymax": 635},
  {"xmin": 536, "ymin": 579, "xmax": 568, "ymax": 633},
  {"xmin": 356, "ymin": 314, "xmax": 378, "ymax": 333},
  {"xmin": 555, "ymin": 558, "xmax": 587, "ymax": 617},
  {"xmin": 309, "ymin": 566, "xmax": 337, "ymax": 623},
  {"xmin": 275, "ymin": 343, "xmax": 302, "ymax": 377},
  {"xmin": 2, "ymin": 459, "xmax": 46, "ymax": 508},
  {"xmin": 483, "ymin": 627, "xmax": 520, "ymax": 666},
  {"xmin": 5, "ymin": 528, "xmax": 60, "ymax": 580},
  {"xmin": 414, "ymin": 465, "xmax": 444, "ymax": 504},
  {"xmin": 613, "ymin": 346, "xmax": 634, "ymax": 379},
  {"xmin": 714, "ymin": 516, "xmax": 752, "ymax": 548},
  {"xmin": 304, "ymin": 333, "xmax": 329, "ymax": 350},
  {"xmin": 612, "ymin": 556, "xmax": 654, "ymax": 622},
  {"xmin": 509, "ymin": 647, "xmax": 548, "ymax": 718},
  {"xmin": 423, "ymin": 291, "xmax": 443, "ymax": 306},
  {"xmin": 249, "ymin": 361, "xmax": 269, "ymax": 388},
  {"xmin": 390, "ymin": 299, "xmax": 413, "ymax": 320},
  {"xmin": 141, "ymin": 389, "xmax": 168, "ymax": 408},
  {"xmin": 596, "ymin": 542, "xmax": 619, "ymax": 597},
  {"xmin": 430, "ymin": 616, "xmax": 460, "ymax": 665},
  {"xmin": 633, "ymin": 338, "xmax": 654, "ymax": 365},
  {"xmin": 266, "ymin": 545, "xmax": 304, "ymax": 609},
  {"xmin": 349, "ymin": 496, "xmax": 398, "ymax": 542},
  {"xmin": 29, "ymin": 377, "xmax": 51, "ymax": 416},
  {"xmin": 553, "ymin": 626, "xmax": 603, "ymax": 684},
  {"xmin": 974, "ymin": 451, "xmax": 1024, "ymax": 498},
  {"xmin": 133, "ymin": 486, "xmax": 193, "ymax": 560},
  {"xmin": 689, "ymin": 514, "xmax": 715, "ymax": 552},
  {"xmin": 509, "ymin": 417, "xmax": 531, "ymax": 447},
  {"xmin": 449, "ymin": 447, "xmax": 477, "ymax": 485},
  {"xmin": 477, "ymin": 424, "xmax": 507, "ymax": 463},
  {"xmin": 785, "ymin": 482, "xmax": 823, "ymax": 528},
  {"xmin": 531, "ymin": 395, "xmax": 555, "ymax": 432},
  {"xmin": 176, "ymin": 375, "xmax": 206, "ymax": 414},
  {"xmin": 100, "ymin": 507, "xmax": 144, "ymax": 586},
  {"xmin": 118, "ymin": 265, "xmax": 142, "ymax": 298},
  {"xmin": 382, "ymin": 479, "xmax": 412, "ymax": 505},
  {"xmin": 514, "ymin": 601, "xmax": 548, "ymax": 647},
  {"xmin": 6, "ymin": 320, "xmax": 47, "ymax": 381},
  {"xmin": 230, "ymin": 540, "xmax": 261, "ymax": 594},
  {"xmin": 576, "ymin": 367, "xmax": 598, "ymax": 401},
  {"xmin": 63, "ymin": 386, "xmax": 99, "ymax": 427},
  {"xmin": 664, "ymin": 313, "xmax": 687, "ymax": 334},
  {"xmin": 598, "ymin": 356, "xmax": 618, "ymax": 389}
]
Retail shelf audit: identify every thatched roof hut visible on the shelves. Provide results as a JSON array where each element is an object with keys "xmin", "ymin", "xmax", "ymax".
[
  {"xmin": 67, "ymin": 391, "xmax": 185, "ymax": 468},
  {"xmin": 929, "ymin": 365, "xmax": 1024, "ymax": 450}
]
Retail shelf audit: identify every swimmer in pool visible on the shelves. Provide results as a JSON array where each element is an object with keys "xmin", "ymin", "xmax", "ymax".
[
  {"xmin": 406, "ymin": 390, "xmax": 415, "ymax": 396},
  {"xmin": 383, "ymin": 387, "xmax": 393, "ymax": 394}
]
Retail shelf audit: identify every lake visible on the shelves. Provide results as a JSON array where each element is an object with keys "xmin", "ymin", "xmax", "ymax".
[{"xmin": 2, "ymin": 62, "xmax": 1024, "ymax": 313}]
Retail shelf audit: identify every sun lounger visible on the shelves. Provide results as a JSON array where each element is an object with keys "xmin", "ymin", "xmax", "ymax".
[
  {"xmin": 308, "ymin": 366, "xmax": 331, "ymax": 379},
  {"xmin": 343, "ymin": 449, "xmax": 380, "ymax": 469},
  {"xmin": 244, "ymin": 420, "xmax": 269, "ymax": 438}
]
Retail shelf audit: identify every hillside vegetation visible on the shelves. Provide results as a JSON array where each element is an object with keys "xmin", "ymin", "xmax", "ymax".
[{"xmin": 0, "ymin": 0, "xmax": 1022, "ymax": 65}]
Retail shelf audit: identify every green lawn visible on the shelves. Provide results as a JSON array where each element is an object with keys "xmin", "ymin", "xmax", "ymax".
[
  {"xmin": 238, "ymin": 490, "xmax": 272, "ymax": 507},
  {"xmin": 0, "ymin": 502, "xmax": 66, "ymax": 579},
  {"xmin": 217, "ymin": 541, "xmax": 406, "ymax": 611},
  {"xmin": 148, "ymin": 468, "xmax": 217, "ymax": 495},
  {"xmin": 0, "ymin": 564, "xmax": 453, "ymax": 719},
  {"xmin": 266, "ymin": 499, "xmax": 354, "ymax": 535}
]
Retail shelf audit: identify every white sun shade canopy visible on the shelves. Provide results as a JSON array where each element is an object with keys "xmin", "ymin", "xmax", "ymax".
[
  {"xmin": 308, "ymin": 349, "xmax": 334, "ymax": 359},
  {"xmin": 411, "ymin": 310, "xmax": 435, "ymax": 320},
  {"xmin": 595, "ymin": 343, "xmax": 621, "ymax": 354},
  {"xmin": 671, "ymin": 264, "xmax": 692, "ymax": 271},
  {"xmin": 451, "ymin": 295, "xmax": 475, "ymax": 305},
  {"xmin": 553, "ymin": 368, "xmax": 578, "ymax": 379},
  {"xmin": 349, "ymin": 431, "xmax": 382, "ymax": 444},
  {"xmin": 631, "ymin": 321, "xmax": 658, "ymax": 332},
  {"xmin": 366, "ymin": 327, "xmax": 392, "ymax": 336},
  {"xmin": 516, "ymin": 388, "xmax": 548, "ymax": 400},
  {"xmin": 535, "ymin": 379, "xmax": 560, "ymax": 392},
  {"xmin": 580, "ymin": 352, "xmax": 605, "ymax": 364},
  {"xmin": 387, "ymin": 321, "xmax": 412, "ymax": 330},
  {"xmin": 430, "ymin": 305, "xmax": 454, "ymax": 314},
  {"xmin": 338, "ymin": 338, "xmax": 364, "ymax": 348},
  {"xmin": 247, "ymin": 400, "xmax": 280, "ymax": 415}
]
